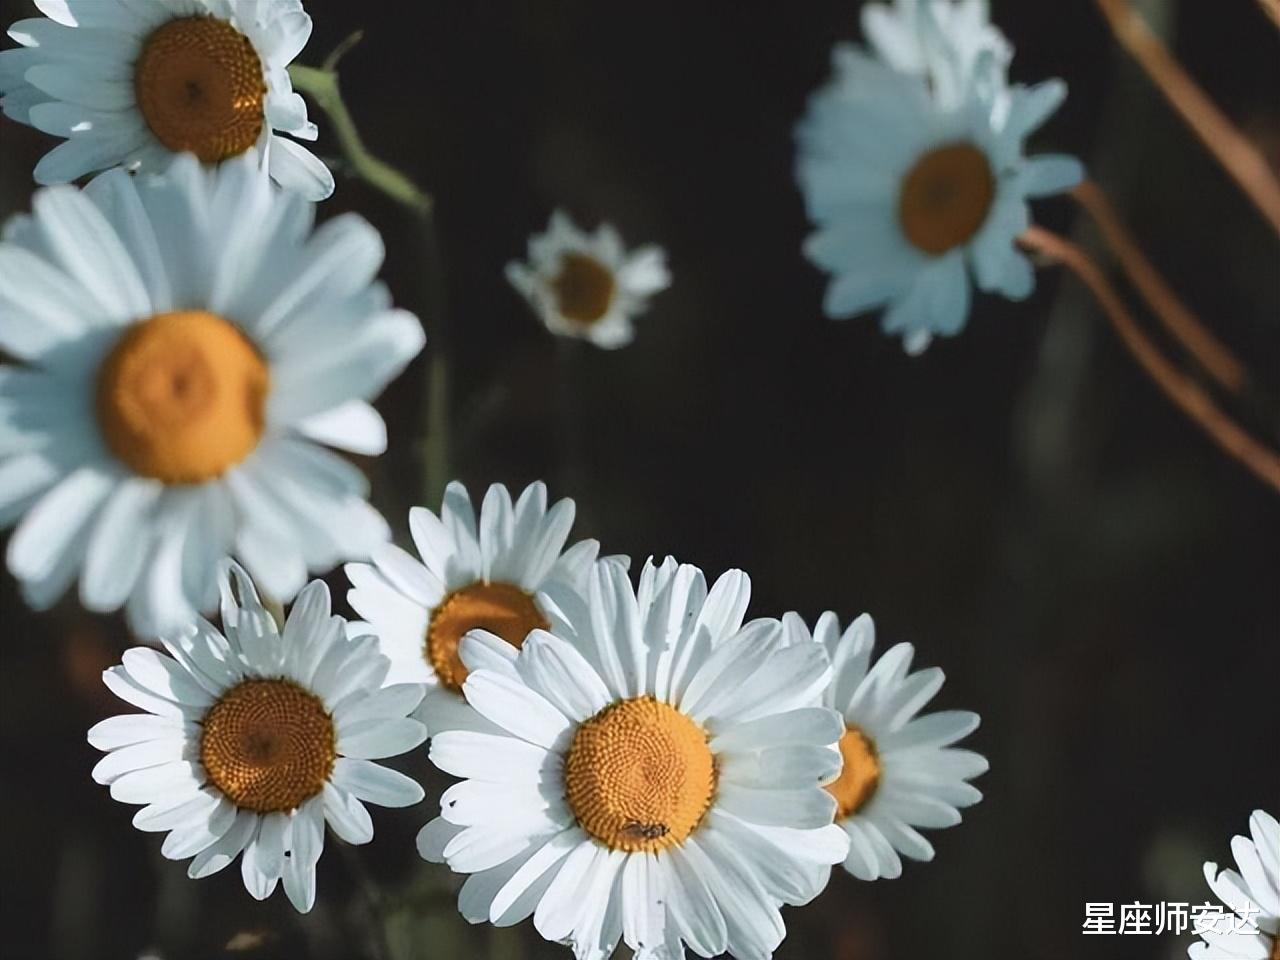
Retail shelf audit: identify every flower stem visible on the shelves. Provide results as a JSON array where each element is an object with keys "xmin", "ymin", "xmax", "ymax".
[
  {"xmin": 1070, "ymin": 180, "xmax": 1248, "ymax": 395},
  {"xmin": 291, "ymin": 32, "xmax": 452, "ymax": 506},
  {"xmin": 1020, "ymin": 225, "xmax": 1280, "ymax": 494},
  {"xmin": 288, "ymin": 33, "xmax": 433, "ymax": 219},
  {"xmin": 1093, "ymin": 0, "xmax": 1280, "ymax": 235}
]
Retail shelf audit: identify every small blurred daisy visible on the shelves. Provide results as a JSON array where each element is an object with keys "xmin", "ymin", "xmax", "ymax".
[
  {"xmin": 347, "ymin": 481, "xmax": 610, "ymax": 734},
  {"xmin": 505, "ymin": 211, "xmax": 670, "ymax": 349},
  {"xmin": 861, "ymin": 0, "xmax": 1012, "ymax": 111},
  {"xmin": 781, "ymin": 611, "xmax": 986, "ymax": 881},
  {"xmin": 418, "ymin": 558, "xmax": 850, "ymax": 959},
  {"xmin": 0, "ymin": 0, "xmax": 332, "ymax": 198},
  {"xmin": 1190, "ymin": 810, "xmax": 1279, "ymax": 960},
  {"xmin": 796, "ymin": 47, "xmax": 1082, "ymax": 353},
  {"xmin": 89, "ymin": 563, "xmax": 427, "ymax": 913},
  {"xmin": 0, "ymin": 153, "xmax": 423, "ymax": 636}
]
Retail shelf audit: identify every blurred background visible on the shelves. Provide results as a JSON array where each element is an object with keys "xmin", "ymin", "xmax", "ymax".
[{"xmin": 1, "ymin": 1, "xmax": 1277, "ymax": 958}]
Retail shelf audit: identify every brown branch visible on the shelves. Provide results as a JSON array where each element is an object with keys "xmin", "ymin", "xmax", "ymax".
[
  {"xmin": 1259, "ymin": 0, "xmax": 1280, "ymax": 29},
  {"xmin": 1071, "ymin": 180, "xmax": 1248, "ymax": 395},
  {"xmin": 1020, "ymin": 225, "xmax": 1280, "ymax": 494},
  {"xmin": 1094, "ymin": 0, "xmax": 1280, "ymax": 235}
]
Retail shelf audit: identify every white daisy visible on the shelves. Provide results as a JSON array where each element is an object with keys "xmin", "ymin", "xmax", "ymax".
[
  {"xmin": 505, "ymin": 211, "xmax": 670, "ymax": 350},
  {"xmin": 780, "ymin": 611, "xmax": 986, "ymax": 881},
  {"xmin": 795, "ymin": 46, "xmax": 1083, "ymax": 353},
  {"xmin": 88, "ymin": 563, "xmax": 427, "ymax": 913},
  {"xmin": 0, "ymin": 0, "xmax": 333, "ymax": 199},
  {"xmin": 861, "ymin": 0, "xmax": 1013, "ymax": 112},
  {"xmin": 417, "ymin": 558, "xmax": 850, "ymax": 960},
  {"xmin": 0, "ymin": 152, "xmax": 424, "ymax": 637},
  {"xmin": 346, "ymin": 480, "xmax": 612, "ymax": 734},
  {"xmin": 1190, "ymin": 810, "xmax": 1280, "ymax": 960}
]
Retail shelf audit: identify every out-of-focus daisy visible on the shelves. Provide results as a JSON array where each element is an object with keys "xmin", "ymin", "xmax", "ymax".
[
  {"xmin": 0, "ymin": 153, "xmax": 423, "ymax": 636},
  {"xmin": 418, "ymin": 558, "xmax": 849, "ymax": 959},
  {"xmin": 796, "ymin": 47, "xmax": 1083, "ymax": 353},
  {"xmin": 346, "ymin": 481, "xmax": 610, "ymax": 734},
  {"xmin": 780, "ymin": 611, "xmax": 986, "ymax": 881},
  {"xmin": 505, "ymin": 211, "xmax": 670, "ymax": 349},
  {"xmin": 89, "ymin": 563, "xmax": 427, "ymax": 913},
  {"xmin": 0, "ymin": 0, "xmax": 333, "ymax": 199},
  {"xmin": 861, "ymin": 0, "xmax": 1012, "ymax": 111},
  {"xmin": 1190, "ymin": 810, "xmax": 1279, "ymax": 960}
]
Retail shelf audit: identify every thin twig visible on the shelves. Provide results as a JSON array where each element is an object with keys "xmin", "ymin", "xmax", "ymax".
[
  {"xmin": 1071, "ymin": 180, "xmax": 1248, "ymax": 395},
  {"xmin": 1020, "ymin": 225, "xmax": 1280, "ymax": 494},
  {"xmin": 1093, "ymin": 0, "xmax": 1280, "ymax": 235},
  {"xmin": 289, "ymin": 33, "xmax": 433, "ymax": 218}
]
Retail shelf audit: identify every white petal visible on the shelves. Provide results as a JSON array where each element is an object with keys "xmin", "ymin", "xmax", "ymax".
[
  {"xmin": 267, "ymin": 136, "xmax": 334, "ymax": 201},
  {"xmin": 461, "ymin": 668, "xmax": 571, "ymax": 749},
  {"xmin": 321, "ymin": 783, "xmax": 374, "ymax": 844},
  {"xmin": 330, "ymin": 757, "xmax": 424, "ymax": 808},
  {"xmin": 429, "ymin": 730, "xmax": 559, "ymax": 784}
]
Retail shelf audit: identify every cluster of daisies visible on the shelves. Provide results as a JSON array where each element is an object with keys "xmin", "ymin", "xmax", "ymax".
[
  {"xmin": 0, "ymin": 1, "xmax": 1270, "ymax": 959},
  {"xmin": 93, "ymin": 480, "xmax": 991, "ymax": 959}
]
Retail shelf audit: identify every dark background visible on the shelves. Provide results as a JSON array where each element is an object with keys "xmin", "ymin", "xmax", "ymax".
[{"xmin": 1, "ymin": 1, "xmax": 1277, "ymax": 958}]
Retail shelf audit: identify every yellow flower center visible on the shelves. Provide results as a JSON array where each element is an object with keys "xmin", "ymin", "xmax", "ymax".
[
  {"xmin": 551, "ymin": 252, "xmax": 616, "ymax": 326},
  {"xmin": 425, "ymin": 582, "xmax": 549, "ymax": 691},
  {"xmin": 827, "ymin": 726, "xmax": 881, "ymax": 820},
  {"xmin": 134, "ymin": 15, "xmax": 267, "ymax": 164},
  {"xmin": 96, "ymin": 310, "xmax": 268, "ymax": 485},
  {"xmin": 898, "ymin": 142, "xmax": 996, "ymax": 256},
  {"xmin": 200, "ymin": 678, "xmax": 335, "ymax": 813},
  {"xmin": 564, "ymin": 696, "xmax": 717, "ymax": 853}
]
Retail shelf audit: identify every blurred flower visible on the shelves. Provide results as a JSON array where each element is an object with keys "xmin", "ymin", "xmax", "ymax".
[
  {"xmin": 796, "ymin": 46, "xmax": 1082, "ymax": 353},
  {"xmin": 89, "ymin": 563, "xmax": 427, "ymax": 913},
  {"xmin": 1190, "ymin": 810, "xmax": 1279, "ymax": 959},
  {"xmin": 780, "ymin": 612, "xmax": 986, "ymax": 880},
  {"xmin": 0, "ymin": 0, "xmax": 333, "ymax": 199},
  {"xmin": 861, "ymin": 0, "xmax": 1012, "ymax": 113},
  {"xmin": 418, "ymin": 558, "xmax": 849, "ymax": 960},
  {"xmin": 347, "ymin": 480, "xmax": 610, "ymax": 735},
  {"xmin": 0, "ymin": 153, "xmax": 423, "ymax": 636},
  {"xmin": 506, "ymin": 210, "xmax": 670, "ymax": 349}
]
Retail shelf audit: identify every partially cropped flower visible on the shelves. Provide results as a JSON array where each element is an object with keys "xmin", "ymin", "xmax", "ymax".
[
  {"xmin": 0, "ymin": 154, "xmax": 423, "ymax": 636},
  {"xmin": 506, "ymin": 211, "xmax": 670, "ymax": 349},
  {"xmin": 419, "ymin": 559, "xmax": 849, "ymax": 960},
  {"xmin": 781, "ymin": 612, "xmax": 986, "ymax": 881},
  {"xmin": 796, "ymin": 47, "xmax": 1083, "ymax": 353},
  {"xmin": 861, "ymin": 0, "xmax": 1012, "ymax": 112},
  {"xmin": 89, "ymin": 564, "xmax": 427, "ymax": 913},
  {"xmin": 1190, "ymin": 810, "xmax": 1279, "ymax": 960},
  {"xmin": 347, "ymin": 481, "xmax": 610, "ymax": 735},
  {"xmin": 0, "ymin": 0, "xmax": 332, "ymax": 198}
]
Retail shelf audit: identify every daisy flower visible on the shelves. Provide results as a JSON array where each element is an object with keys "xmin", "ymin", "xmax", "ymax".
[
  {"xmin": 417, "ymin": 558, "xmax": 850, "ymax": 960},
  {"xmin": 505, "ymin": 211, "xmax": 670, "ymax": 349},
  {"xmin": 861, "ymin": 0, "xmax": 1013, "ymax": 111},
  {"xmin": 0, "ymin": 0, "xmax": 333, "ymax": 199},
  {"xmin": 346, "ymin": 481, "xmax": 611, "ymax": 734},
  {"xmin": 1190, "ymin": 810, "xmax": 1279, "ymax": 960},
  {"xmin": 88, "ymin": 563, "xmax": 427, "ymax": 913},
  {"xmin": 780, "ymin": 611, "xmax": 987, "ymax": 881},
  {"xmin": 0, "ymin": 153, "xmax": 424, "ymax": 636},
  {"xmin": 795, "ymin": 46, "xmax": 1083, "ymax": 353}
]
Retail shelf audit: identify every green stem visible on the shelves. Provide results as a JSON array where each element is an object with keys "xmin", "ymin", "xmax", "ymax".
[
  {"xmin": 423, "ymin": 347, "xmax": 451, "ymax": 508},
  {"xmin": 290, "ymin": 33, "xmax": 453, "ymax": 506},
  {"xmin": 288, "ymin": 38, "xmax": 432, "ymax": 219}
]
